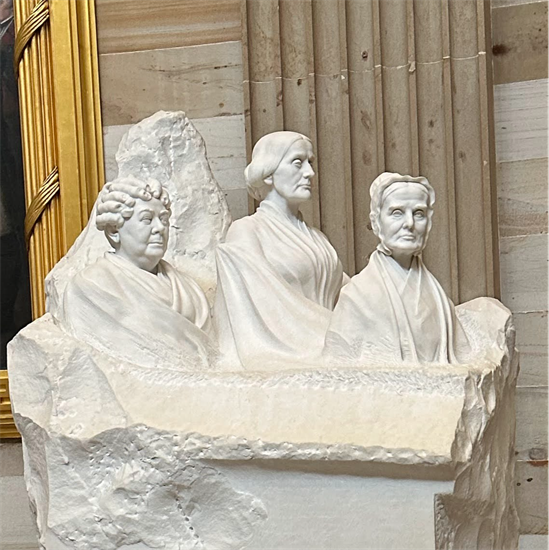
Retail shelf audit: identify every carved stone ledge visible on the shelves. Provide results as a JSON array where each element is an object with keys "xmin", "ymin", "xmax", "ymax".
[{"xmin": 8, "ymin": 299, "xmax": 519, "ymax": 549}]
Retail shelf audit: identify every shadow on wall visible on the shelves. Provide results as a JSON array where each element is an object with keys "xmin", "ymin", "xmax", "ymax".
[{"xmin": 0, "ymin": 0, "xmax": 31, "ymax": 369}]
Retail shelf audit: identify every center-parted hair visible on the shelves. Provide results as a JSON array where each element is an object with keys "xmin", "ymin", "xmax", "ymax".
[{"xmin": 244, "ymin": 131, "xmax": 312, "ymax": 202}]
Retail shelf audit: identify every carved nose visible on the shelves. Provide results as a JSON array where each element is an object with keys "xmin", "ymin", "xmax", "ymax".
[{"xmin": 403, "ymin": 212, "xmax": 414, "ymax": 228}]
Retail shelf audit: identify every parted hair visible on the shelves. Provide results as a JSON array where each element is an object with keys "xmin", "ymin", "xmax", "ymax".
[
  {"xmin": 244, "ymin": 131, "xmax": 312, "ymax": 201},
  {"xmin": 369, "ymin": 172, "xmax": 435, "ymax": 238},
  {"xmin": 96, "ymin": 176, "xmax": 170, "ymax": 246}
]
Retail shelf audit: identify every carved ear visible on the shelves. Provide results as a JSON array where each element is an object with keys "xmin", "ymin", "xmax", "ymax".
[
  {"xmin": 106, "ymin": 229, "xmax": 120, "ymax": 245},
  {"xmin": 369, "ymin": 212, "xmax": 379, "ymax": 236}
]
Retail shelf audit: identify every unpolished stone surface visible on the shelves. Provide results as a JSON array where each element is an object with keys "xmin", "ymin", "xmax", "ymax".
[
  {"xmin": 7, "ymin": 298, "xmax": 520, "ymax": 549},
  {"xmin": 46, "ymin": 111, "xmax": 231, "ymax": 318}
]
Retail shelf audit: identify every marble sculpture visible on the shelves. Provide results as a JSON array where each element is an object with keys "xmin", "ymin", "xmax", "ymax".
[
  {"xmin": 325, "ymin": 172, "xmax": 473, "ymax": 365},
  {"xmin": 61, "ymin": 175, "xmax": 216, "ymax": 370},
  {"xmin": 214, "ymin": 131, "xmax": 345, "ymax": 370},
  {"xmin": 7, "ymin": 116, "xmax": 520, "ymax": 549}
]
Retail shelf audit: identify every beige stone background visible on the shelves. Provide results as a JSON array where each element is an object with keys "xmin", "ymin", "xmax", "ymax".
[{"xmin": 1, "ymin": 0, "xmax": 547, "ymax": 547}]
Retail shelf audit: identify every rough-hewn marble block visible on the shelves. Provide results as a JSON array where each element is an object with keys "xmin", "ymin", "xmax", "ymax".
[{"xmin": 8, "ymin": 300, "xmax": 519, "ymax": 549}]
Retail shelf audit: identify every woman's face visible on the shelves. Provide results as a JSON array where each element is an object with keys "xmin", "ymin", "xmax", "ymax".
[
  {"xmin": 268, "ymin": 139, "xmax": 315, "ymax": 205},
  {"xmin": 378, "ymin": 182, "xmax": 430, "ymax": 258},
  {"xmin": 114, "ymin": 197, "xmax": 170, "ymax": 272}
]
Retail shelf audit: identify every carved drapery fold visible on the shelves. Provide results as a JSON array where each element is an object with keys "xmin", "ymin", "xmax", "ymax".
[{"xmin": 242, "ymin": 0, "xmax": 499, "ymax": 302}]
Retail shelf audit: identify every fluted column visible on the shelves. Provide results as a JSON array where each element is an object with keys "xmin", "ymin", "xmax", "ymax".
[
  {"xmin": 346, "ymin": 0, "xmax": 381, "ymax": 270},
  {"xmin": 312, "ymin": 0, "xmax": 354, "ymax": 273},
  {"xmin": 244, "ymin": 0, "xmax": 282, "ymax": 146},
  {"xmin": 379, "ymin": 0, "xmax": 413, "ymax": 174},
  {"xmin": 279, "ymin": 0, "xmax": 319, "ymax": 226},
  {"xmin": 414, "ymin": 0, "xmax": 458, "ymax": 299},
  {"xmin": 242, "ymin": 0, "xmax": 499, "ymax": 295},
  {"xmin": 448, "ymin": 0, "xmax": 492, "ymax": 302}
]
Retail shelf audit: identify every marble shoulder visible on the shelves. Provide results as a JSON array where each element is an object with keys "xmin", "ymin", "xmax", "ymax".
[
  {"xmin": 341, "ymin": 259, "xmax": 374, "ymax": 289},
  {"xmin": 66, "ymin": 256, "xmax": 118, "ymax": 290},
  {"xmin": 222, "ymin": 214, "xmax": 262, "ymax": 246},
  {"xmin": 164, "ymin": 260, "xmax": 207, "ymax": 293}
]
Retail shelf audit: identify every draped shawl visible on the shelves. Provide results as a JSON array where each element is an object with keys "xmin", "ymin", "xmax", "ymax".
[
  {"xmin": 324, "ymin": 251, "xmax": 472, "ymax": 365},
  {"xmin": 61, "ymin": 253, "xmax": 215, "ymax": 369},
  {"xmin": 214, "ymin": 201, "xmax": 344, "ymax": 369}
]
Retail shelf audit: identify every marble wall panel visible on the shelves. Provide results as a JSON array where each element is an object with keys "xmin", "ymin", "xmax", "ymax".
[
  {"xmin": 497, "ymin": 158, "xmax": 548, "ymax": 238},
  {"xmin": 516, "ymin": 461, "xmax": 549, "ymax": 535},
  {"xmin": 0, "ymin": 441, "xmax": 23, "ymax": 476},
  {"xmin": 0, "ymin": 476, "xmax": 38, "ymax": 549},
  {"xmin": 515, "ymin": 387, "xmax": 549, "ymax": 453},
  {"xmin": 499, "ymin": 234, "xmax": 548, "ymax": 313},
  {"xmin": 515, "ymin": 311, "xmax": 549, "ymax": 387},
  {"xmin": 519, "ymin": 536, "xmax": 549, "ymax": 548},
  {"xmin": 492, "ymin": 18, "xmax": 548, "ymax": 523},
  {"xmin": 492, "ymin": 2, "xmax": 548, "ymax": 85},
  {"xmin": 494, "ymin": 79, "xmax": 549, "ymax": 163},
  {"xmin": 95, "ymin": 0, "xmax": 241, "ymax": 54},
  {"xmin": 99, "ymin": 41, "xmax": 245, "ymax": 127}
]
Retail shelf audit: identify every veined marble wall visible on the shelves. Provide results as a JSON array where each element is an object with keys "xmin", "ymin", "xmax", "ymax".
[
  {"xmin": 96, "ymin": 0, "xmax": 249, "ymax": 221},
  {"xmin": 492, "ymin": 0, "xmax": 548, "ymax": 535}
]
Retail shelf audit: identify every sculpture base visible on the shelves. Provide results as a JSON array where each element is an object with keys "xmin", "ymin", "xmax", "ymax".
[{"xmin": 8, "ymin": 299, "xmax": 520, "ymax": 549}]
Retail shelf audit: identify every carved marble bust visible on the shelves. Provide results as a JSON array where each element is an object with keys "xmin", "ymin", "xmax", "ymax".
[
  {"xmin": 325, "ymin": 172, "xmax": 473, "ymax": 365},
  {"xmin": 61, "ymin": 175, "xmax": 216, "ymax": 369},
  {"xmin": 8, "ymin": 117, "xmax": 520, "ymax": 550},
  {"xmin": 214, "ymin": 131, "xmax": 345, "ymax": 370}
]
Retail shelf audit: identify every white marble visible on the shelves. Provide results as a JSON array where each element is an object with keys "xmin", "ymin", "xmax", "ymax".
[
  {"xmin": 214, "ymin": 132, "xmax": 345, "ymax": 370},
  {"xmin": 103, "ymin": 115, "xmax": 247, "ymax": 194},
  {"xmin": 59, "ymin": 178, "xmax": 216, "ymax": 370},
  {"xmin": 47, "ymin": 111, "xmax": 231, "ymax": 370},
  {"xmin": 7, "ymin": 125, "xmax": 521, "ymax": 550},
  {"xmin": 8, "ymin": 300, "xmax": 519, "ymax": 548},
  {"xmin": 47, "ymin": 111, "xmax": 231, "ymax": 319},
  {"xmin": 326, "ymin": 172, "xmax": 483, "ymax": 366}
]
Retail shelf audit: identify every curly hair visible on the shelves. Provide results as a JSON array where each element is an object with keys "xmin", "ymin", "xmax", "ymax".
[{"xmin": 96, "ymin": 176, "xmax": 171, "ymax": 247}]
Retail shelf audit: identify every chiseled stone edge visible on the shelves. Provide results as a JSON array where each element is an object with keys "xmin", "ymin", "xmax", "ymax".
[{"xmin": 14, "ymin": 415, "xmax": 453, "ymax": 468}]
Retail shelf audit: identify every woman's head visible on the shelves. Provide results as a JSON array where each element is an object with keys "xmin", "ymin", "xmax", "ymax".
[
  {"xmin": 369, "ymin": 172, "xmax": 435, "ymax": 259},
  {"xmin": 96, "ymin": 176, "xmax": 171, "ymax": 272},
  {"xmin": 244, "ymin": 131, "xmax": 313, "ymax": 202}
]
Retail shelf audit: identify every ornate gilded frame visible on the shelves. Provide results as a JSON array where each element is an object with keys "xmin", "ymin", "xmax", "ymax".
[{"xmin": 1, "ymin": 0, "xmax": 104, "ymax": 438}]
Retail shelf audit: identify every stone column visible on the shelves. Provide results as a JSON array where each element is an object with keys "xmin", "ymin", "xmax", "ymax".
[{"xmin": 242, "ymin": 0, "xmax": 499, "ymax": 299}]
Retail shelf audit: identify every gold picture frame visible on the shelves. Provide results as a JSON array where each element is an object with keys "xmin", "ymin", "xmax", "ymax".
[{"xmin": 1, "ymin": 0, "xmax": 104, "ymax": 439}]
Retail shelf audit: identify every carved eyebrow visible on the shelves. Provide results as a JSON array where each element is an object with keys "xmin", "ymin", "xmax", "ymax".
[{"xmin": 139, "ymin": 209, "xmax": 154, "ymax": 216}]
